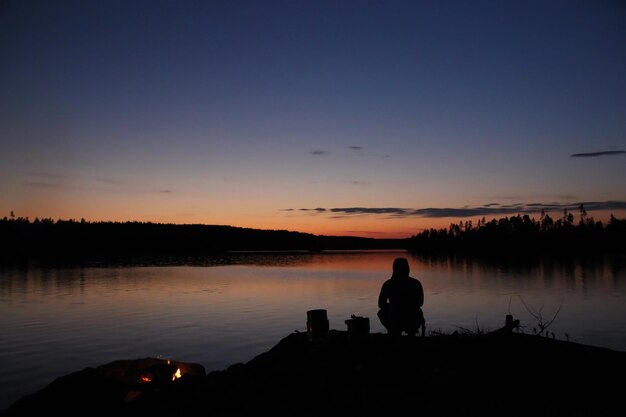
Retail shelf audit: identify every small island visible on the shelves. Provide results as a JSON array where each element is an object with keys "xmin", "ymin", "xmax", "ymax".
[{"xmin": 3, "ymin": 314, "xmax": 623, "ymax": 417}]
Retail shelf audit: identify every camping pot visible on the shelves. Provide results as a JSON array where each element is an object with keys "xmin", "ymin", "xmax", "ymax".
[
  {"xmin": 345, "ymin": 316, "xmax": 370, "ymax": 337},
  {"xmin": 306, "ymin": 309, "xmax": 329, "ymax": 342}
]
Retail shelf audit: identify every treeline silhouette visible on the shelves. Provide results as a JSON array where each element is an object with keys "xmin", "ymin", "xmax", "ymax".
[
  {"xmin": 2, "ymin": 208, "xmax": 625, "ymax": 263},
  {"xmin": 0, "ymin": 216, "xmax": 405, "ymax": 263},
  {"xmin": 410, "ymin": 209, "xmax": 626, "ymax": 256}
]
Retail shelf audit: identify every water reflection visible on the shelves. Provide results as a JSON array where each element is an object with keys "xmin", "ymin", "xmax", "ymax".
[{"xmin": 0, "ymin": 251, "xmax": 625, "ymax": 411}]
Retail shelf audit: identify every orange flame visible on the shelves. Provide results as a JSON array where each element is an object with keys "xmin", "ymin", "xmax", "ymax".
[
  {"xmin": 140, "ymin": 376, "xmax": 151, "ymax": 383},
  {"xmin": 172, "ymin": 368, "xmax": 182, "ymax": 381}
]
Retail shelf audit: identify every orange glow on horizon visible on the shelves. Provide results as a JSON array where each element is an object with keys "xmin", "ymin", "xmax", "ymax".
[{"xmin": 6, "ymin": 202, "xmax": 625, "ymax": 240}]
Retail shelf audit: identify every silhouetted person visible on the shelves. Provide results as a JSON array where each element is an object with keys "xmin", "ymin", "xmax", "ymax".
[{"xmin": 378, "ymin": 257, "xmax": 425, "ymax": 336}]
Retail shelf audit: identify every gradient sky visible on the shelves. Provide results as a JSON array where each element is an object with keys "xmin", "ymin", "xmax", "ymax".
[{"xmin": 1, "ymin": 0, "xmax": 626, "ymax": 238}]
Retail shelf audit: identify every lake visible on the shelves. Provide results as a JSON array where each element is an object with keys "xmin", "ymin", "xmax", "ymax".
[{"xmin": 1, "ymin": 250, "xmax": 625, "ymax": 410}]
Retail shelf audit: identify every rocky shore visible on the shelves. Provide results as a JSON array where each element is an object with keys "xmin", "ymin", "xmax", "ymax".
[{"xmin": 3, "ymin": 326, "xmax": 624, "ymax": 416}]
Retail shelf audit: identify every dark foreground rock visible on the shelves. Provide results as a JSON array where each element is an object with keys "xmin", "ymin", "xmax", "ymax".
[{"xmin": 3, "ymin": 331, "xmax": 624, "ymax": 416}]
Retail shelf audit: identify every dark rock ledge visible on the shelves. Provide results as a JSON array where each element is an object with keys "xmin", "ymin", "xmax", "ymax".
[{"xmin": 3, "ymin": 329, "xmax": 624, "ymax": 416}]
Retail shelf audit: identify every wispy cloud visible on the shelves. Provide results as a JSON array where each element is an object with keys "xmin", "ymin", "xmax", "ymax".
[
  {"xmin": 24, "ymin": 182, "xmax": 68, "ymax": 189},
  {"xmin": 571, "ymin": 150, "xmax": 626, "ymax": 158},
  {"xmin": 98, "ymin": 178, "xmax": 125, "ymax": 185},
  {"xmin": 410, "ymin": 201, "xmax": 626, "ymax": 217},
  {"xmin": 411, "ymin": 206, "xmax": 525, "ymax": 217},
  {"xmin": 21, "ymin": 171, "xmax": 70, "ymax": 179},
  {"xmin": 484, "ymin": 194, "xmax": 580, "ymax": 202},
  {"xmin": 292, "ymin": 201, "xmax": 626, "ymax": 219},
  {"xmin": 20, "ymin": 171, "xmax": 174, "ymax": 195},
  {"xmin": 330, "ymin": 207, "xmax": 409, "ymax": 215},
  {"xmin": 21, "ymin": 171, "xmax": 72, "ymax": 189},
  {"xmin": 309, "ymin": 149, "xmax": 329, "ymax": 156},
  {"xmin": 575, "ymin": 201, "xmax": 626, "ymax": 211},
  {"xmin": 349, "ymin": 146, "xmax": 363, "ymax": 151}
]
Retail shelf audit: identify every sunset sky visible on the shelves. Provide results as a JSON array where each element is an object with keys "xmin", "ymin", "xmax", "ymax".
[{"xmin": 1, "ymin": 0, "xmax": 625, "ymax": 238}]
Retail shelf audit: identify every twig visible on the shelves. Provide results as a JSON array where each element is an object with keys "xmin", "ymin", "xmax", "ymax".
[
  {"xmin": 518, "ymin": 295, "xmax": 564, "ymax": 334},
  {"xmin": 543, "ymin": 297, "xmax": 564, "ymax": 331}
]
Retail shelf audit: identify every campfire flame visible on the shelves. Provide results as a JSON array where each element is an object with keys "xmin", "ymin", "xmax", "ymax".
[
  {"xmin": 167, "ymin": 360, "xmax": 182, "ymax": 381},
  {"xmin": 138, "ymin": 360, "xmax": 182, "ymax": 383}
]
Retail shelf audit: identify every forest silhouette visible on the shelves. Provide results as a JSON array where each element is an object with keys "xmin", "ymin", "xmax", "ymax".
[
  {"xmin": 410, "ymin": 207, "xmax": 626, "ymax": 255},
  {"xmin": 0, "ymin": 216, "xmax": 401, "ymax": 262},
  {"xmin": 1, "ymin": 206, "xmax": 625, "ymax": 263}
]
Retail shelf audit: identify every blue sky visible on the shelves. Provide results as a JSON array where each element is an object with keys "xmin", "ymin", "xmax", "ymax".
[{"xmin": 1, "ymin": 0, "xmax": 625, "ymax": 237}]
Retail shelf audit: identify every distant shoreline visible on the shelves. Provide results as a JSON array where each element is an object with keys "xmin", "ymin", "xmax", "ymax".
[
  {"xmin": 0, "ymin": 217, "xmax": 407, "ymax": 263},
  {"xmin": 1, "ymin": 214, "xmax": 625, "ymax": 264}
]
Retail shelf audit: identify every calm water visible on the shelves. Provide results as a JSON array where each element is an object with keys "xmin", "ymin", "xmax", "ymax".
[{"xmin": 1, "ymin": 250, "xmax": 625, "ymax": 410}]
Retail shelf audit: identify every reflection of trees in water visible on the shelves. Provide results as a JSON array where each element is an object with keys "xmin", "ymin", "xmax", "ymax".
[
  {"xmin": 410, "ymin": 252, "xmax": 625, "ymax": 285},
  {"xmin": 0, "ymin": 266, "xmax": 88, "ymax": 297}
]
